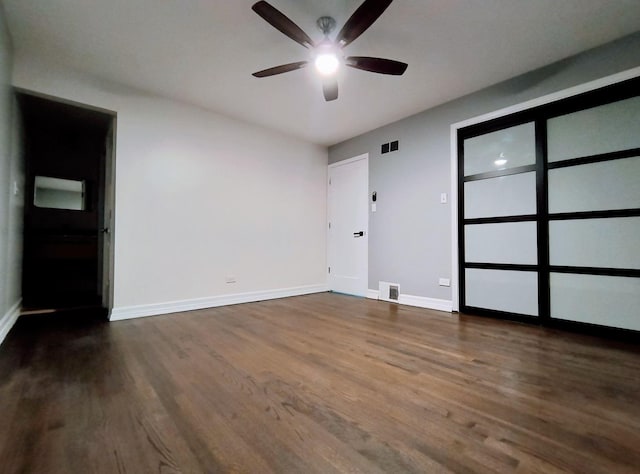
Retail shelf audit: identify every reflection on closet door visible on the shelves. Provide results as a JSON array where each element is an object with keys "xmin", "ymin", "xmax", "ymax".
[
  {"xmin": 463, "ymin": 122, "xmax": 536, "ymax": 176},
  {"xmin": 550, "ymin": 273, "xmax": 640, "ymax": 330},
  {"xmin": 465, "ymin": 269, "xmax": 538, "ymax": 316}
]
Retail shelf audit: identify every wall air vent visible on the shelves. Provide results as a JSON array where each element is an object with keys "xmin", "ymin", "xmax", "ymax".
[
  {"xmin": 379, "ymin": 281, "xmax": 400, "ymax": 303},
  {"xmin": 381, "ymin": 140, "xmax": 399, "ymax": 155}
]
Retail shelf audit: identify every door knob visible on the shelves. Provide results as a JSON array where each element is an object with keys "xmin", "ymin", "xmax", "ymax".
[{"xmin": 353, "ymin": 231, "xmax": 364, "ymax": 237}]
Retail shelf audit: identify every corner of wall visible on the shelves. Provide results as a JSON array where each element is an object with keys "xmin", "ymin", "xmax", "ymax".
[
  {"xmin": 1, "ymin": 2, "xmax": 23, "ymax": 343},
  {"xmin": 0, "ymin": 299, "xmax": 21, "ymax": 346}
]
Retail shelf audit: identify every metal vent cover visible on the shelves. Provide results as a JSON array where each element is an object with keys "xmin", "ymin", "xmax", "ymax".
[{"xmin": 379, "ymin": 281, "xmax": 400, "ymax": 303}]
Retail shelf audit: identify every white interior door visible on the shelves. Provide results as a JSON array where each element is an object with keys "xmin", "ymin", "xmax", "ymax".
[{"xmin": 327, "ymin": 154, "xmax": 368, "ymax": 296}]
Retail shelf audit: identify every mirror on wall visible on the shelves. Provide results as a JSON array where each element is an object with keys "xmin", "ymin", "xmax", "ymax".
[{"xmin": 33, "ymin": 176, "xmax": 86, "ymax": 211}]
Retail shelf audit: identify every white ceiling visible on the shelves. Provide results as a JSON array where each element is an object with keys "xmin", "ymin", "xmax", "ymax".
[{"xmin": 3, "ymin": 0, "xmax": 640, "ymax": 146}]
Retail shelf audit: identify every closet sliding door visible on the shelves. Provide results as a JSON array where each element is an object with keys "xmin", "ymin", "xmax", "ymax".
[
  {"xmin": 460, "ymin": 122, "xmax": 540, "ymax": 318},
  {"xmin": 546, "ymin": 96, "xmax": 640, "ymax": 331},
  {"xmin": 458, "ymin": 77, "xmax": 640, "ymax": 334}
]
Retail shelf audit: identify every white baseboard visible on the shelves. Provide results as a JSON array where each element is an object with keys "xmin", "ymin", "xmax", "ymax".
[
  {"xmin": 367, "ymin": 289, "xmax": 379, "ymax": 300},
  {"xmin": 367, "ymin": 289, "xmax": 452, "ymax": 313},
  {"xmin": 109, "ymin": 284, "xmax": 329, "ymax": 321},
  {"xmin": 399, "ymin": 294, "xmax": 453, "ymax": 313},
  {"xmin": 0, "ymin": 299, "xmax": 22, "ymax": 346}
]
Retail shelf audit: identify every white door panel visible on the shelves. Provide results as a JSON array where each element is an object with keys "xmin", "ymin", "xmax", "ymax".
[{"xmin": 328, "ymin": 155, "xmax": 368, "ymax": 296}]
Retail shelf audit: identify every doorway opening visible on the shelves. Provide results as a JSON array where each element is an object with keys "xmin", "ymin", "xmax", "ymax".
[{"xmin": 17, "ymin": 92, "xmax": 116, "ymax": 315}]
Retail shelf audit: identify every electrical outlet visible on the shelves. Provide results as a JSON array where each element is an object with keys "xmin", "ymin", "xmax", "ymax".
[{"xmin": 439, "ymin": 278, "xmax": 450, "ymax": 287}]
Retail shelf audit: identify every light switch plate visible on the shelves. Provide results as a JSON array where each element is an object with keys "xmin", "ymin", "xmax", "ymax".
[
  {"xmin": 439, "ymin": 278, "xmax": 450, "ymax": 287},
  {"xmin": 371, "ymin": 203, "xmax": 377, "ymax": 212},
  {"xmin": 440, "ymin": 193, "xmax": 447, "ymax": 204}
]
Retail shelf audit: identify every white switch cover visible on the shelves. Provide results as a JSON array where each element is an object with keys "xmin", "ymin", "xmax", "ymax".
[
  {"xmin": 371, "ymin": 203, "xmax": 377, "ymax": 212},
  {"xmin": 439, "ymin": 278, "xmax": 450, "ymax": 287},
  {"xmin": 440, "ymin": 193, "xmax": 447, "ymax": 204}
]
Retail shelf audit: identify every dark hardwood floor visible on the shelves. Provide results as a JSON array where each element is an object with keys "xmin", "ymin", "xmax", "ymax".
[{"xmin": 1, "ymin": 293, "xmax": 639, "ymax": 473}]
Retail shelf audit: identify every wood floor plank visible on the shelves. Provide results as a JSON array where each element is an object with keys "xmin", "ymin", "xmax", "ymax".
[{"xmin": 1, "ymin": 293, "xmax": 639, "ymax": 473}]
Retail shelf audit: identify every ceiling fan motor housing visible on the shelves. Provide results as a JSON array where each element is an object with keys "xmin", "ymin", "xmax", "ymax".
[{"xmin": 317, "ymin": 16, "xmax": 337, "ymax": 36}]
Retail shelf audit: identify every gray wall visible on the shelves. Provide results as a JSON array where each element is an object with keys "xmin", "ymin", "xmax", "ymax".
[
  {"xmin": 329, "ymin": 32, "xmax": 640, "ymax": 302},
  {"xmin": 0, "ymin": 3, "xmax": 23, "ymax": 331}
]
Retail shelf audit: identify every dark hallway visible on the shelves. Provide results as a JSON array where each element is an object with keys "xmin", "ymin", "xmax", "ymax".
[{"xmin": 18, "ymin": 93, "xmax": 113, "ymax": 311}]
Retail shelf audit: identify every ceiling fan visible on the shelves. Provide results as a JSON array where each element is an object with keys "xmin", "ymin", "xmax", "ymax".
[{"xmin": 251, "ymin": 0, "xmax": 408, "ymax": 102}]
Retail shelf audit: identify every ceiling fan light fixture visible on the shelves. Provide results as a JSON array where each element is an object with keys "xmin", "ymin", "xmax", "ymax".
[
  {"xmin": 315, "ymin": 53, "xmax": 340, "ymax": 76},
  {"xmin": 251, "ymin": 0, "xmax": 408, "ymax": 100}
]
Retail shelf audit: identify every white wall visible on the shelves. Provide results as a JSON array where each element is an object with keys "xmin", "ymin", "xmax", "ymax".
[
  {"xmin": 0, "ymin": 4, "xmax": 23, "ymax": 344},
  {"xmin": 12, "ymin": 57, "xmax": 328, "ymax": 318}
]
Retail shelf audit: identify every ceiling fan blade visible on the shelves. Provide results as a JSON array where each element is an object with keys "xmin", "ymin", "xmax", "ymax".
[
  {"xmin": 323, "ymin": 79, "xmax": 338, "ymax": 101},
  {"xmin": 252, "ymin": 1, "xmax": 315, "ymax": 49},
  {"xmin": 346, "ymin": 56, "xmax": 408, "ymax": 75},
  {"xmin": 335, "ymin": 0, "xmax": 393, "ymax": 48},
  {"xmin": 252, "ymin": 61, "xmax": 308, "ymax": 78}
]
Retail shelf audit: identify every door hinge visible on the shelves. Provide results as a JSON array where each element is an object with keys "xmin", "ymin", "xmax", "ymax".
[
  {"xmin": 329, "ymin": 178, "xmax": 331, "ymax": 185},
  {"xmin": 328, "ymin": 267, "xmax": 331, "ymax": 274},
  {"xmin": 328, "ymin": 222, "xmax": 331, "ymax": 229}
]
